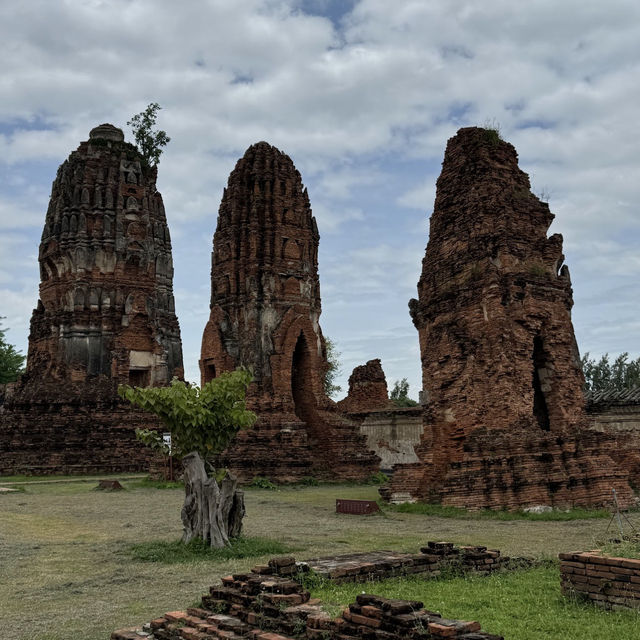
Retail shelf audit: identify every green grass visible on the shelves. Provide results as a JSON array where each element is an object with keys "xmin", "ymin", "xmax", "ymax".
[
  {"xmin": 385, "ymin": 501, "xmax": 611, "ymax": 521},
  {"xmin": 129, "ymin": 536, "xmax": 291, "ymax": 563},
  {"xmin": 310, "ymin": 565, "xmax": 640, "ymax": 639},
  {"xmin": 125, "ymin": 477, "xmax": 184, "ymax": 490},
  {"xmin": 599, "ymin": 539, "xmax": 640, "ymax": 559},
  {"xmin": 3, "ymin": 480, "xmax": 639, "ymax": 640}
]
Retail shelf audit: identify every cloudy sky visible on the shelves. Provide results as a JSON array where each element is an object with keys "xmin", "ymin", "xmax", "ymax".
[{"xmin": 1, "ymin": 0, "xmax": 638, "ymax": 396}]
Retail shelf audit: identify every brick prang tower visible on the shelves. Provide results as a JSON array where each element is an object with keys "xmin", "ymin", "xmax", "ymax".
[
  {"xmin": 0, "ymin": 124, "xmax": 183, "ymax": 475},
  {"xmin": 201, "ymin": 141, "xmax": 379, "ymax": 482},
  {"xmin": 384, "ymin": 127, "xmax": 632, "ymax": 509},
  {"xmin": 29, "ymin": 123, "xmax": 183, "ymax": 386}
]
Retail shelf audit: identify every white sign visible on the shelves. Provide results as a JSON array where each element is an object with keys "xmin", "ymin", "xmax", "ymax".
[{"xmin": 162, "ymin": 432, "xmax": 172, "ymax": 455}]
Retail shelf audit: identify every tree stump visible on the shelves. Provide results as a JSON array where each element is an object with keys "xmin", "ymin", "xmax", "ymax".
[{"xmin": 181, "ymin": 451, "xmax": 245, "ymax": 547}]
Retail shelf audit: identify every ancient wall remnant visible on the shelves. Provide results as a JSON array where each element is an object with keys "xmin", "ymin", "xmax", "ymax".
[
  {"xmin": 587, "ymin": 388, "xmax": 640, "ymax": 488},
  {"xmin": 560, "ymin": 550, "xmax": 640, "ymax": 610},
  {"xmin": 200, "ymin": 141, "xmax": 379, "ymax": 481},
  {"xmin": 347, "ymin": 406, "xmax": 423, "ymax": 471},
  {"xmin": 0, "ymin": 124, "xmax": 183, "ymax": 474},
  {"xmin": 384, "ymin": 127, "xmax": 632, "ymax": 509},
  {"xmin": 337, "ymin": 358, "xmax": 390, "ymax": 413}
]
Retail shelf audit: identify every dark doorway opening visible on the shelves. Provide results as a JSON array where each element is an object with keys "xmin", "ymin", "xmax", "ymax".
[
  {"xmin": 129, "ymin": 368, "xmax": 150, "ymax": 388},
  {"xmin": 532, "ymin": 335, "xmax": 550, "ymax": 430},
  {"xmin": 203, "ymin": 362, "xmax": 216, "ymax": 383},
  {"xmin": 291, "ymin": 331, "xmax": 316, "ymax": 422}
]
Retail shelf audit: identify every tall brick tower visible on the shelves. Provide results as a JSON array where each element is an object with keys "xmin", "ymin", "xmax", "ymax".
[
  {"xmin": 385, "ymin": 127, "xmax": 631, "ymax": 509},
  {"xmin": 0, "ymin": 124, "xmax": 183, "ymax": 475},
  {"xmin": 29, "ymin": 123, "xmax": 183, "ymax": 386},
  {"xmin": 200, "ymin": 142, "xmax": 378, "ymax": 481}
]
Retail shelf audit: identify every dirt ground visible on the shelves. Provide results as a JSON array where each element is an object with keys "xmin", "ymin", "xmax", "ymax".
[{"xmin": 1, "ymin": 480, "xmax": 638, "ymax": 640}]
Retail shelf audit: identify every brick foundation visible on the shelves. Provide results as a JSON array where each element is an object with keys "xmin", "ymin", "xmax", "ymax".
[
  {"xmin": 560, "ymin": 550, "xmax": 640, "ymax": 610},
  {"xmin": 113, "ymin": 547, "xmax": 506, "ymax": 640}
]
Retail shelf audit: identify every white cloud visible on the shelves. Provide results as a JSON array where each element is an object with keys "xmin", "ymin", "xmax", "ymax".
[{"xmin": 0, "ymin": 0, "xmax": 638, "ymax": 393}]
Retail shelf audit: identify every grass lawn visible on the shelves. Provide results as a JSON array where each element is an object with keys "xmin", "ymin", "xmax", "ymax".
[
  {"xmin": 311, "ymin": 566, "xmax": 640, "ymax": 640},
  {"xmin": 1, "ymin": 478, "xmax": 639, "ymax": 640}
]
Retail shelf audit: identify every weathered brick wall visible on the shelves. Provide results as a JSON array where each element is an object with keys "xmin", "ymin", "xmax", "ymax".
[
  {"xmin": 344, "ymin": 406, "xmax": 423, "ymax": 471},
  {"xmin": 560, "ymin": 551, "xmax": 640, "ymax": 610},
  {"xmin": 587, "ymin": 391, "xmax": 640, "ymax": 487},
  {"xmin": 0, "ymin": 380, "xmax": 157, "ymax": 475}
]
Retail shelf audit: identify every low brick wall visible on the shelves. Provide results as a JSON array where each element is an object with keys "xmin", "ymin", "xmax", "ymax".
[
  {"xmin": 560, "ymin": 551, "xmax": 640, "ymax": 610},
  {"xmin": 113, "ymin": 554, "xmax": 503, "ymax": 640},
  {"xmin": 306, "ymin": 543, "xmax": 506, "ymax": 584}
]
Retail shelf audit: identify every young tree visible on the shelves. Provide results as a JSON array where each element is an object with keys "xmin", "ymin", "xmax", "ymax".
[
  {"xmin": 581, "ymin": 352, "xmax": 640, "ymax": 393},
  {"xmin": 390, "ymin": 378, "xmax": 419, "ymax": 407},
  {"xmin": 0, "ymin": 319, "xmax": 25, "ymax": 384},
  {"xmin": 119, "ymin": 370, "xmax": 256, "ymax": 548},
  {"xmin": 324, "ymin": 336, "xmax": 342, "ymax": 398},
  {"xmin": 127, "ymin": 102, "xmax": 171, "ymax": 166}
]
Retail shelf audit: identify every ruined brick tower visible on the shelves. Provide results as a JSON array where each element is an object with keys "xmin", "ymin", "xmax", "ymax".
[
  {"xmin": 28, "ymin": 123, "xmax": 183, "ymax": 386},
  {"xmin": 0, "ymin": 124, "xmax": 183, "ymax": 474},
  {"xmin": 385, "ymin": 127, "xmax": 632, "ymax": 509},
  {"xmin": 200, "ymin": 142, "xmax": 379, "ymax": 481}
]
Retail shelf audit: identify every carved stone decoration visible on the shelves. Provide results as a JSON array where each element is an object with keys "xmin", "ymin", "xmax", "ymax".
[
  {"xmin": 384, "ymin": 127, "xmax": 633, "ymax": 510},
  {"xmin": 0, "ymin": 124, "xmax": 184, "ymax": 475},
  {"xmin": 200, "ymin": 141, "xmax": 379, "ymax": 482}
]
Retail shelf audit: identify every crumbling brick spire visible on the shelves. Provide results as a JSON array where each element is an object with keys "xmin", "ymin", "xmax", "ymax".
[
  {"xmin": 201, "ymin": 141, "xmax": 379, "ymax": 481},
  {"xmin": 0, "ymin": 124, "xmax": 183, "ymax": 475},
  {"xmin": 384, "ymin": 127, "xmax": 632, "ymax": 510},
  {"xmin": 28, "ymin": 123, "xmax": 183, "ymax": 387},
  {"xmin": 200, "ymin": 141, "xmax": 324, "ymax": 407}
]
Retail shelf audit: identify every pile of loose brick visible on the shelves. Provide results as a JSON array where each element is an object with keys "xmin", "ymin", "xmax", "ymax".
[
  {"xmin": 306, "ymin": 542, "xmax": 506, "ymax": 583},
  {"xmin": 113, "ymin": 553, "xmax": 503, "ymax": 640},
  {"xmin": 560, "ymin": 550, "xmax": 640, "ymax": 610}
]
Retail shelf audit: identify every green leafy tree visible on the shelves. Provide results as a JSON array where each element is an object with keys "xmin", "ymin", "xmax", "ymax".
[
  {"xmin": 390, "ymin": 378, "xmax": 419, "ymax": 407},
  {"xmin": 581, "ymin": 352, "xmax": 640, "ymax": 393},
  {"xmin": 324, "ymin": 336, "xmax": 342, "ymax": 398},
  {"xmin": 119, "ymin": 370, "xmax": 256, "ymax": 547},
  {"xmin": 0, "ymin": 318, "xmax": 25, "ymax": 384},
  {"xmin": 127, "ymin": 102, "xmax": 170, "ymax": 166}
]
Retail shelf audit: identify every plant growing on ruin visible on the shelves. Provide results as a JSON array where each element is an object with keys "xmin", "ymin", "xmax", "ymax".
[
  {"xmin": 482, "ymin": 118, "xmax": 502, "ymax": 144},
  {"xmin": 0, "ymin": 318, "xmax": 25, "ymax": 384},
  {"xmin": 581, "ymin": 352, "xmax": 640, "ymax": 393},
  {"xmin": 127, "ymin": 102, "xmax": 170, "ymax": 166},
  {"xmin": 390, "ymin": 378, "xmax": 419, "ymax": 407},
  {"xmin": 324, "ymin": 336, "xmax": 342, "ymax": 398},
  {"xmin": 119, "ymin": 369, "xmax": 256, "ymax": 547}
]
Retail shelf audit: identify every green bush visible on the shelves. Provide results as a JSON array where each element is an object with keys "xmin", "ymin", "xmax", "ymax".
[
  {"xmin": 365, "ymin": 472, "xmax": 389, "ymax": 485},
  {"xmin": 126, "ymin": 477, "xmax": 183, "ymax": 490},
  {"xmin": 248, "ymin": 476, "xmax": 278, "ymax": 490}
]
